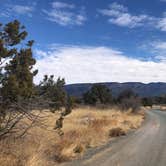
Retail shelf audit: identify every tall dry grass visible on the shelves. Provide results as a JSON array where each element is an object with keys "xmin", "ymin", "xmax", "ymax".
[{"xmin": 0, "ymin": 107, "xmax": 144, "ymax": 166}]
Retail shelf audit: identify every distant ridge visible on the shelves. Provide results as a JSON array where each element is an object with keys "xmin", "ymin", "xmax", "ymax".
[{"xmin": 65, "ymin": 82, "xmax": 166, "ymax": 97}]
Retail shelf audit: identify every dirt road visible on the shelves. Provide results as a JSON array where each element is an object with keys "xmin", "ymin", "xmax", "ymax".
[{"xmin": 62, "ymin": 110, "xmax": 166, "ymax": 166}]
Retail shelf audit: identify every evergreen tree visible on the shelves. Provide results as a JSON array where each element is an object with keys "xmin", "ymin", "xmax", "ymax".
[
  {"xmin": 142, "ymin": 97, "xmax": 153, "ymax": 107},
  {"xmin": 2, "ymin": 46, "xmax": 37, "ymax": 102},
  {"xmin": 117, "ymin": 89, "xmax": 137, "ymax": 103},
  {"xmin": 0, "ymin": 20, "xmax": 27, "ymax": 83},
  {"xmin": 0, "ymin": 20, "xmax": 37, "ymax": 138},
  {"xmin": 0, "ymin": 20, "xmax": 37, "ymax": 102},
  {"xmin": 39, "ymin": 75, "xmax": 66, "ymax": 111},
  {"xmin": 83, "ymin": 84, "xmax": 112, "ymax": 105}
]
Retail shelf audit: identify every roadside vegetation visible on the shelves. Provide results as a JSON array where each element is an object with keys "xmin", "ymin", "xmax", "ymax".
[{"xmin": 0, "ymin": 107, "xmax": 144, "ymax": 166}]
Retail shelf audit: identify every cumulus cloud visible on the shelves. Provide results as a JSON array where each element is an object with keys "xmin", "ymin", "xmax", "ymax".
[
  {"xmin": 98, "ymin": 2, "xmax": 156, "ymax": 28},
  {"xmin": 43, "ymin": 1, "xmax": 86, "ymax": 26},
  {"xmin": 34, "ymin": 45, "xmax": 166, "ymax": 84}
]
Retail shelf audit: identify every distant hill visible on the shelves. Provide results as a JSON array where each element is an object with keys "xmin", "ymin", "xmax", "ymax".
[{"xmin": 65, "ymin": 82, "xmax": 166, "ymax": 97}]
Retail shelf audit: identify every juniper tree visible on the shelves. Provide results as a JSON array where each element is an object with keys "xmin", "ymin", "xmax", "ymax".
[
  {"xmin": 83, "ymin": 84, "xmax": 112, "ymax": 105},
  {"xmin": 39, "ymin": 75, "xmax": 73, "ymax": 136},
  {"xmin": 39, "ymin": 75, "xmax": 66, "ymax": 111}
]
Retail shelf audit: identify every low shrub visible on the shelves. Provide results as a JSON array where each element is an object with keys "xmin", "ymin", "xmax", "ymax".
[{"xmin": 108, "ymin": 127, "xmax": 126, "ymax": 137}]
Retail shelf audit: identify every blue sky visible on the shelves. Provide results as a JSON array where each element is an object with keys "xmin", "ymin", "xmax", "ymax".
[{"xmin": 1, "ymin": 0, "xmax": 166, "ymax": 84}]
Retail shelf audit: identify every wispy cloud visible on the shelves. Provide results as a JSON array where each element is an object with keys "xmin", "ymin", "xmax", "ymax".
[
  {"xmin": 153, "ymin": 41, "xmax": 166, "ymax": 50},
  {"xmin": 34, "ymin": 45, "xmax": 166, "ymax": 84},
  {"xmin": 52, "ymin": 2, "xmax": 75, "ymax": 9},
  {"xmin": 0, "ymin": 4, "xmax": 35, "ymax": 17},
  {"xmin": 98, "ymin": 2, "xmax": 156, "ymax": 28},
  {"xmin": 150, "ymin": 41, "xmax": 166, "ymax": 61},
  {"xmin": 157, "ymin": 13, "xmax": 166, "ymax": 31},
  {"xmin": 141, "ymin": 40, "xmax": 166, "ymax": 61},
  {"xmin": 43, "ymin": 1, "xmax": 86, "ymax": 26},
  {"xmin": 12, "ymin": 5, "xmax": 34, "ymax": 15}
]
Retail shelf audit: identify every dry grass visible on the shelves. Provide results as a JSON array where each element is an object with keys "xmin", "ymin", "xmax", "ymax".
[
  {"xmin": 152, "ymin": 105, "xmax": 166, "ymax": 111},
  {"xmin": 0, "ymin": 107, "xmax": 144, "ymax": 166}
]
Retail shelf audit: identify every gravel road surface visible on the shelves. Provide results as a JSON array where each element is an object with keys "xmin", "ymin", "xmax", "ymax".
[{"xmin": 61, "ymin": 110, "xmax": 166, "ymax": 166}]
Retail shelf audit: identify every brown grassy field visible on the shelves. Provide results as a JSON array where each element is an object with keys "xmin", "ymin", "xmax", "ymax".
[{"xmin": 0, "ymin": 107, "xmax": 144, "ymax": 166}]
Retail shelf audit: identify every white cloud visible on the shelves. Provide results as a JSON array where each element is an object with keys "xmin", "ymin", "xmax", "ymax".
[
  {"xmin": 149, "ymin": 41, "xmax": 166, "ymax": 61},
  {"xmin": 99, "ymin": 2, "xmax": 166, "ymax": 32},
  {"xmin": 157, "ymin": 16, "xmax": 166, "ymax": 31},
  {"xmin": 99, "ymin": 2, "xmax": 156, "ymax": 28},
  {"xmin": 43, "ymin": 2, "xmax": 86, "ymax": 26},
  {"xmin": 12, "ymin": 5, "xmax": 34, "ymax": 15},
  {"xmin": 34, "ymin": 45, "xmax": 166, "ymax": 84},
  {"xmin": 153, "ymin": 41, "xmax": 166, "ymax": 50},
  {"xmin": 52, "ymin": 2, "xmax": 75, "ymax": 9},
  {"xmin": 0, "ymin": 4, "xmax": 35, "ymax": 17}
]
